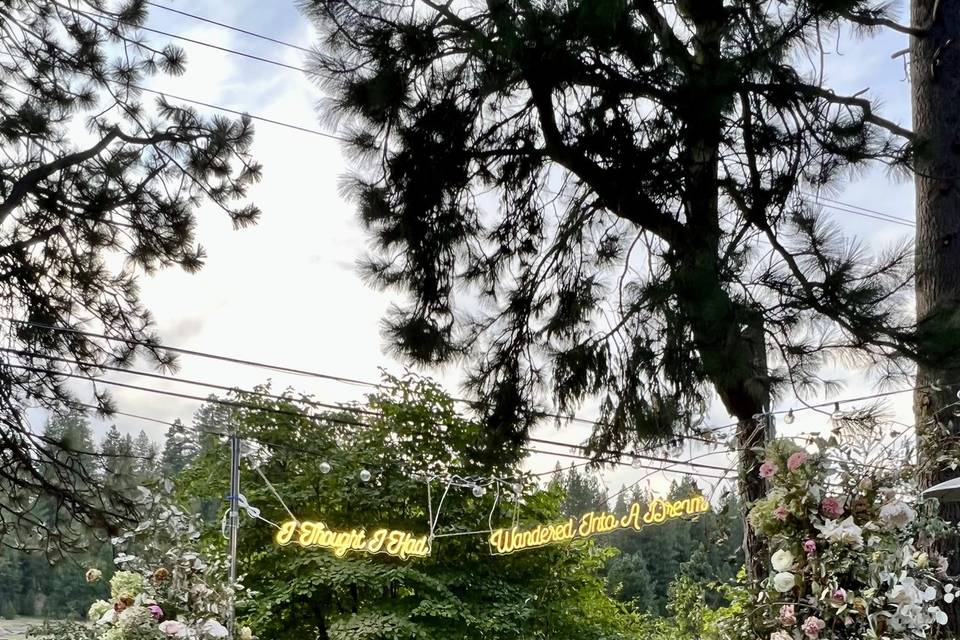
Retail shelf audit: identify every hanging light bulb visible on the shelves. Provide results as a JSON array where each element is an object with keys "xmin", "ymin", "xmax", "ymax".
[
  {"xmin": 319, "ymin": 461, "xmax": 331, "ymax": 474},
  {"xmin": 831, "ymin": 402, "xmax": 843, "ymax": 420},
  {"xmin": 631, "ymin": 456, "xmax": 644, "ymax": 469},
  {"xmin": 472, "ymin": 484, "xmax": 486, "ymax": 498},
  {"xmin": 783, "ymin": 409, "xmax": 795, "ymax": 425},
  {"xmin": 359, "ymin": 469, "xmax": 372, "ymax": 482},
  {"xmin": 511, "ymin": 482, "xmax": 524, "ymax": 495}
]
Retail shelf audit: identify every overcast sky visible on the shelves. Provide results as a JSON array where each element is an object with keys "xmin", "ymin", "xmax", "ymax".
[{"xmin": 53, "ymin": 1, "xmax": 922, "ymax": 500}]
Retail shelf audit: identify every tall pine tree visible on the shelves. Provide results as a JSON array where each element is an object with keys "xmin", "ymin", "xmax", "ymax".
[
  {"xmin": 0, "ymin": 0, "xmax": 261, "ymax": 551},
  {"xmin": 304, "ymin": 0, "xmax": 918, "ymax": 576}
]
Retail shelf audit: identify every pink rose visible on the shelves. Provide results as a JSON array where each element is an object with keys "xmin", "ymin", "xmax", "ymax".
[
  {"xmin": 832, "ymin": 588, "xmax": 846, "ymax": 602},
  {"xmin": 803, "ymin": 538, "xmax": 817, "ymax": 555},
  {"xmin": 787, "ymin": 451, "xmax": 808, "ymax": 471},
  {"xmin": 821, "ymin": 497, "xmax": 844, "ymax": 519},
  {"xmin": 801, "ymin": 616, "xmax": 826, "ymax": 638},
  {"xmin": 774, "ymin": 505, "xmax": 790, "ymax": 521},
  {"xmin": 759, "ymin": 460, "xmax": 778, "ymax": 479},
  {"xmin": 148, "ymin": 604, "xmax": 164, "ymax": 620},
  {"xmin": 778, "ymin": 604, "xmax": 796, "ymax": 627}
]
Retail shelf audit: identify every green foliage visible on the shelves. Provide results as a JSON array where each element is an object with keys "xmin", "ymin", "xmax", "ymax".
[{"xmin": 181, "ymin": 373, "xmax": 644, "ymax": 639}]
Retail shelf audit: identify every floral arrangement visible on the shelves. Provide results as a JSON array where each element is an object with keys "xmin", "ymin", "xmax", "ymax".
[
  {"xmin": 745, "ymin": 437, "xmax": 954, "ymax": 640},
  {"xmin": 31, "ymin": 486, "xmax": 254, "ymax": 640}
]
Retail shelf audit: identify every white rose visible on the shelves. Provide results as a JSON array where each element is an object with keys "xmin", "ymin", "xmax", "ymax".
[
  {"xmin": 880, "ymin": 500, "xmax": 916, "ymax": 529},
  {"xmin": 771, "ymin": 549, "xmax": 795, "ymax": 572},
  {"xmin": 202, "ymin": 620, "xmax": 229, "ymax": 639},
  {"xmin": 773, "ymin": 572, "xmax": 797, "ymax": 593},
  {"xmin": 771, "ymin": 631, "xmax": 792, "ymax": 640}
]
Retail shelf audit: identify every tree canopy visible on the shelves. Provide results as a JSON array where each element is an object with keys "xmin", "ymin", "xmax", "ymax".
[{"xmin": 0, "ymin": 0, "xmax": 260, "ymax": 549}]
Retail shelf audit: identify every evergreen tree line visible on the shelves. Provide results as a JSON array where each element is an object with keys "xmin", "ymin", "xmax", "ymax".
[
  {"xmin": 549, "ymin": 466, "xmax": 744, "ymax": 615},
  {"xmin": 0, "ymin": 403, "xmax": 225, "ymax": 620}
]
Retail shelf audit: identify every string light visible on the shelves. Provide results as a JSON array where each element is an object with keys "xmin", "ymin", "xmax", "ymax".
[
  {"xmin": 359, "ymin": 469, "xmax": 372, "ymax": 482},
  {"xmin": 471, "ymin": 485, "xmax": 486, "ymax": 498},
  {"xmin": 784, "ymin": 409, "xmax": 795, "ymax": 425},
  {"xmin": 319, "ymin": 461, "xmax": 331, "ymax": 474}
]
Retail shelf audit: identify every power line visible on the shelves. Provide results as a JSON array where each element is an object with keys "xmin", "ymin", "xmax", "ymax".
[
  {"xmin": 56, "ymin": 4, "xmax": 925, "ymax": 233},
  {"xmin": 8, "ymin": 349, "xmax": 730, "ymax": 474},
  {"xmin": 68, "ymin": 6, "xmax": 307, "ymax": 73},
  {"xmin": 3, "ymin": 318, "xmax": 933, "ymax": 447},
  {"xmin": 145, "ymin": 1, "xmax": 313, "ymax": 54},
  {"xmin": 802, "ymin": 191, "xmax": 914, "ymax": 226},
  {"xmin": 0, "ymin": 318, "xmax": 637, "ymax": 432}
]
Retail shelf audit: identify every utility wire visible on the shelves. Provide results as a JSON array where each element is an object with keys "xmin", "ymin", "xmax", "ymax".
[
  {"xmin": 8, "ymin": 342, "xmax": 731, "ymax": 472},
  {"xmin": 60, "ymin": 3, "xmax": 920, "ymax": 231},
  {"xmin": 145, "ymin": 1, "xmax": 314, "ymax": 54},
  {"xmin": 68, "ymin": 6, "xmax": 307, "ymax": 72},
  {"xmin": 116, "ymin": 5, "xmax": 915, "ymax": 229},
  {"xmin": 5, "ymin": 318, "xmax": 929, "ymax": 444}
]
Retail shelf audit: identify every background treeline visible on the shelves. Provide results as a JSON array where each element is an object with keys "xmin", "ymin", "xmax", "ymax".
[
  {"xmin": 0, "ymin": 404, "xmax": 223, "ymax": 619},
  {"xmin": 0, "ymin": 399, "xmax": 742, "ymax": 621}
]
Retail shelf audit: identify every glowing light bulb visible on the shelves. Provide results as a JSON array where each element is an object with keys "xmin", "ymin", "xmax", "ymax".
[
  {"xmin": 359, "ymin": 469, "xmax": 372, "ymax": 482},
  {"xmin": 512, "ymin": 482, "xmax": 523, "ymax": 495},
  {"xmin": 319, "ymin": 461, "xmax": 331, "ymax": 474},
  {"xmin": 472, "ymin": 484, "xmax": 486, "ymax": 498},
  {"xmin": 631, "ymin": 457, "xmax": 644, "ymax": 469},
  {"xmin": 832, "ymin": 403, "xmax": 843, "ymax": 420},
  {"xmin": 783, "ymin": 409, "xmax": 795, "ymax": 425}
]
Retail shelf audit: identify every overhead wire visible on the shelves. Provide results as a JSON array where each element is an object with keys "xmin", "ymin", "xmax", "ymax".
[
  {"xmin": 11, "ymin": 361, "xmax": 733, "ymax": 476},
  {"xmin": 52, "ymin": 3, "xmax": 917, "ymax": 229},
  {"xmin": 3, "ymin": 317, "xmax": 931, "ymax": 444},
  {"xmin": 145, "ymin": 1, "xmax": 314, "ymax": 54}
]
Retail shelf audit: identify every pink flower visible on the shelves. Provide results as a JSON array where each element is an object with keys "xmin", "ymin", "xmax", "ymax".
[
  {"xmin": 832, "ymin": 588, "xmax": 846, "ymax": 602},
  {"xmin": 787, "ymin": 451, "xmax": 808, "ymax": 471},
  {"xmin": 803, "ymin": 538, "xmax": 817, "ymax": 555},
  {"xmin": 759, "ymin": 460, "xmax": 778, "ymax": 479},
  {"xmin": 778, "ymin": 604, "xmax": 796, "ymax": 627},
  {"xmin": 774, "ymin": 505, "xmax": 790, "ymax": 521},
  {"xmin": 821, "ymin": 497, "xmax": 844, "ymax": 519},
  {"xmin": 148, "ymin": 604, "xmax": 164, "ymax": 620},
  {"xmin": 801, "ymin": 616, "xmax": 826, "ymax": 638}
]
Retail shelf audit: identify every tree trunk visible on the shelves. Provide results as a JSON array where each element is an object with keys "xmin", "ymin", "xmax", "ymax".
[
  {"xmin": 676, "ymin": 0, "xmax": 773, "ymax": 582},
  {"xmin": 912, "ymin": 0, "xmax": 960, "ymax": 631}
]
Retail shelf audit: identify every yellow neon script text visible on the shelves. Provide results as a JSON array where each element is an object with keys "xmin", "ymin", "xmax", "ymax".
[
  {"xmin": 488, "ymin": 495, "xmax": 710, "ymax": 555},
  {"xmin": 275, "ymin": 520, "xmax": 430, "ymax": 559}
]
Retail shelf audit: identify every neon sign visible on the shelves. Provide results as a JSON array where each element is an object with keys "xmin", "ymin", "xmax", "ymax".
[
  {"xmin": 488, "ymin": 495, "xmax": 710, "ymax": 555},
  {"xmin": 275, "ymin": 520, "xmax": 430, "ymax": 560}
]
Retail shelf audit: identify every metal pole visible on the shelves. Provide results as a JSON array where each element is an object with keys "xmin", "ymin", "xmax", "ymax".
[{"xmin": 227, "ymin": 428, "xmax": 241, "ymax": 640}]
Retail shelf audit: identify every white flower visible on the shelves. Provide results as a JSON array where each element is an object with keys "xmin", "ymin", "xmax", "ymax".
[
  {"xmin": 239, "ymin": 627, "xmax": 256, "ymax": 640},
  {"xmin": 815, "ymin": 516, "xmax": 864, "ymax": 548},
  {"xmin": 773, "ymin": 572, "xmax": 797, "ymax": 593},
  {"xmin": 772, "ymin": 549, "xmax": 795, "ymax": 572},
  {"xmin": 160, "ymin": 620, "xmax": 186, "ymax": 637},
  {"xmin": 770, "ymin": 631, "xmax": 792, "ymax": 640},
  {"xmin": 930, "ymin": 606, "xmax": 949, "ymax": 625},
  {"xmin": 202, "ymin": 619, "xmax": 229, "ymax": 639},
  {"xmin": 880, "ymin": 500, "xmax": 916, "ymax": 529}
]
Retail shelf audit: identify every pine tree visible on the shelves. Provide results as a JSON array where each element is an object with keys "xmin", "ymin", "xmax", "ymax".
[
  {"xmin": 160, "ymin": 419, "xmax": 200, "ymax": 476},
  {"xmin": 133, "ymin": 430, "xmax": 159, "ymax": 479},
  {"xmin": 0, "ymin": 0, "xmax": 261, "ymax": 552},
  {"xmin": 304, "ymin": 0, "xmax": 919, "ymax": 576}
]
